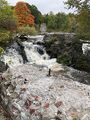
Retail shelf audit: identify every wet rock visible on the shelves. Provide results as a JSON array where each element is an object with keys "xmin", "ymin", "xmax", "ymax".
[
  {"xmin": 16, "ymin": 39, "xmax": 28, "ymax": 64},
  {"xmin": 0, "ymin": 61, "xmax": 7, "ymax": 72},
  {"xmin": 19, "ymin": 34, "xmax": 28, "ymax": 41},
  {"xmin": 37, "ymin": 47, "xmax": 44, "ymax": 55}
]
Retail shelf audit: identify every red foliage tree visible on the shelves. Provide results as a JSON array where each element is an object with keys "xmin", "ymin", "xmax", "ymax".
[{"xmin": 14, "ymin": 2, "xmax": 35, "ymax": 26}]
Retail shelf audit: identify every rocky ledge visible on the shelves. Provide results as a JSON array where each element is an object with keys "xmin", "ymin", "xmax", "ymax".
[
  {"xmin": 0, "ymin": 64, "xmax": 90, "ymax": 120},
  {"xmin": 43, "ymin": 33, "xmax": 90, "ymax": 72}
]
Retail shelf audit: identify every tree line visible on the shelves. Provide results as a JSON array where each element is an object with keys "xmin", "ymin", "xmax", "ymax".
[
  {"xmin": 0, "ymin": 0, "xmax": 90, "ymax": 55},
  {"xmin": 44, "ymin": 12, "xmax": 77, "ymax": 32},
  {"xmin": 65, "ymin": 0, "xmax": 90, "ymax": 39}
]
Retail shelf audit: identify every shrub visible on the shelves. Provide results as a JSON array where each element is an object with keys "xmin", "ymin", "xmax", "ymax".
[
  {"xmin": 0, "ymin": 30, "xmax": 12, "ymax": 47},
  {"xmin": 17, "ymin": 26, "xmax": 37, "ymax": 35},
  {"xmin": 57, "ymin": 53, "xmax": 71, "ymax": 65},
  {"xmin": 0, "ymin": 47, "xmax": 4, "ymax": 55},
  {"xmin": 44, "ymin": 36, "xmax": 57, "ymax": 48},
  {"xmin": 0, "ymin": 19, "xmax": 17, "ymax": 32},
  {"xmin": 73, "ymin": 54, "xmax": 90, "ymax": 72}
]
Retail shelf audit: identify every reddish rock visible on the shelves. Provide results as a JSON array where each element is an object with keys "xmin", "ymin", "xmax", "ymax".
[
  {"xmin": 34, "ymin": 96, "xmax": 42, "ymax": 102},
  {"xmin": 29, "ymin": 108, "xmax": 35, "ymax": 114},
  {"xmin": 35, "ymin": 96, "xmax": 39, "ymax": 101},
  {"xmin": 29, "ymin": 106, "xmax": 39, "ymax": 114},
  {"xmin": 43, "ymin": 103, "xmax": 49, "ymax": 109},
  {"xmin": 55, "ymin": 101, "xmax": 63, "ymax": 108},
  {"xmin": 25, "ymin": 99, "xmax": 32, "ymax": 109},
  {"xmin": 0, "ymin": 75, "xmax": 4, "ymax": 80}
]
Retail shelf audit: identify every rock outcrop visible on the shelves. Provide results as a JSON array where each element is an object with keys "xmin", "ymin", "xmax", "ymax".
[
  {"xmin": 43, "ymin": 33, "xmax": 90, "ymax": 72},
  {"xmin": 15, "ymin": 37, "xmax": 28, "ymax": 63},
  {"xmin": 0, "ymin": 64, "xmax": 90, "ymax": 120}
]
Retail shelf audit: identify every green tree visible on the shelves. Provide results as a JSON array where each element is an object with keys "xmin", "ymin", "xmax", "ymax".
[
  {"xmin": 44, "ymin": 12, "xmax": 57, "ymax": 31},
  {"xmin": 67, "ymin": 13, "xmax": 77, "ymax": 32},
  {"xmin": 0, "ymin": 0, "xmax": 16, "ymax": 55},
  {"xmin": 0, "ymin": 0, "xmax": 17, "ymax": 31},
  {"xmin": 26, "ymin": 3, "xmax": 42, "ymax": 25},
  {"xmin": 47, "ymin": 12, "xmax": 57, "ymax": 30},
  {"xmin": 65, "ymin": 0, "xmax": 90, "ymax": 39},
  {"xmin": 77, "ymin": 7, "xmax": 90, "ymax": 39},
  {"xmin": 44, "ymin": 12, "xmax": 71, "ymax": 32},
  {"xmin": 55, "ymin": 12, "xmax": 69, "ymax": 31}
]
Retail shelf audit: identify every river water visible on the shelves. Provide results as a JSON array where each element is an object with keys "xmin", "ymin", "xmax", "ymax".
[
  {"xmin": 0, "ymin": 35, "xmax": 90, "ymax": 85},
  {"xmin": 1, "ymin": 35, "xmax": 57, "ymax": 69}
]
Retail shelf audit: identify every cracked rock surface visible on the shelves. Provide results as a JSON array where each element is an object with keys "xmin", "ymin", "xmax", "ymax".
[
  {"xmin": 0, "ymin": 64, "xmax": 90, "ymax": 120},
  {"xmin": 0, "ymin": 105, "xmax": 11, "ymax": 120}
]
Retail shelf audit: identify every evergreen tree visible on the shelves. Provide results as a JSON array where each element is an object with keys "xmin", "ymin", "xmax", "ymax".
[{"xmin": 26, "ymin": 3, "xmax": 42, "ymax": 25}]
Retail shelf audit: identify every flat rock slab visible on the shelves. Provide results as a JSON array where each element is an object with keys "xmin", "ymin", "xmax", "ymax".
[{"xmin": 0, "ymin": 64, "xmax": 90, "ymax": 120}]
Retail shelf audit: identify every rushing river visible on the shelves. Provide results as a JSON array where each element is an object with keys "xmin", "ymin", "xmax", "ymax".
[
  {"xmin": 0, "ymin": 35, "xmax": 90, "ymax": 85},
  {"xmin": 1, "ymin": 35, "xmax": 57, "ymax": 69}
]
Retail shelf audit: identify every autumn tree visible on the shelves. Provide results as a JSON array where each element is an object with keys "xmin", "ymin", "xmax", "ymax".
[{"xmin": 14, "ymin": 2, "xmax": 35, "ymax": 26}]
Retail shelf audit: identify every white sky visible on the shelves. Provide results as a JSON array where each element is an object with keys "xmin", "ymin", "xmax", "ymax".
[{"xmin": 6, "ymin": 0, "xmax": 74, "ymax": 14}]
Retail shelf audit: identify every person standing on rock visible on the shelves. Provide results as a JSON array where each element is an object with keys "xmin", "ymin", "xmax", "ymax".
[
  {"xmin": 47, "ymin": 68, "xmax": 51, "ymax": 76},
  {"xmin": 6, "ymin": 63, "xmax": 9, "ymax": 70}
]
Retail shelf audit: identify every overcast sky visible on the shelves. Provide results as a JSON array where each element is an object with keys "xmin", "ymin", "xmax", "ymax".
[{"xmin": 6, "ymin": 0, "xmax": 74, "ymax": 14}]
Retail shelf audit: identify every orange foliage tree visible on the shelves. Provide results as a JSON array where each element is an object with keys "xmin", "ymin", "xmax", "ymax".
[{"xmin": 14, "ymin": 2, "xmax": 35, "ymax": 26}]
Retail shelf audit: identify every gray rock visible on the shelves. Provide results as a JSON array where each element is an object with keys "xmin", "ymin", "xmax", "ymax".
[{"xmin": 0, "ymin": 64, "xmax": 90, "ymax": 120}]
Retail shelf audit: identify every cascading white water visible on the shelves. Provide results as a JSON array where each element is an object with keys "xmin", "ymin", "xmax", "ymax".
[
  {"xmin": 82, "ymin": 43, "xmax": 90, "ymax": 54},
  {"xmin": 28, "ymin": 35, "xmax": 45, "ymax": 42},
  {"xmin": 1, "ymin": 35, "xmax": 57, "ymax": 69},
  {"xmin": 2, "ymin": 48, "xmax": 23, "ymax": 68},
  {"xmin": 23, "ymin": 41, "xmax": 49, "ymax": 62},
  {"xmin": 23, "ymin": 41, "xmax": 57, "ymax": 68}
]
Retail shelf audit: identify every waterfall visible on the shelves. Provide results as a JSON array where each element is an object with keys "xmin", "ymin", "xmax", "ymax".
[
  {"xmin": 1, "ymin": 42, "xmax": 23, "ymax": 68},
  {"xmin": 82, "ymin": 43, "xmax": 90, "ymax": 55},
  {"xmin": 1, "ymin": 34, "xmax": 90, "ymax": 84},
  {"xmin": 1, "ymin": 35, "xmax": 57, "ymax": 68}
]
